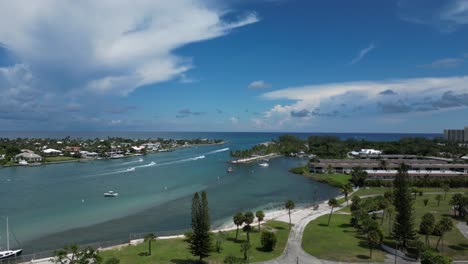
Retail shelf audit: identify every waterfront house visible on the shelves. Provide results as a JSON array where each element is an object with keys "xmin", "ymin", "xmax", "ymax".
[
  {"xmin": 42, "ymin": 148, "xmax": 62, "ymax": 156},
  {"xmin": 14, "ymin": 152, "xmax": 43, "ymax": 162}
]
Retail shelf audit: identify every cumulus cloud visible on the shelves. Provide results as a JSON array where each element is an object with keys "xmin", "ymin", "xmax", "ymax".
[
  {"xmin": 379, "ymin": 89, "xmax": 398, "ymax": 96},
  {"xmin": 248, "ymin": 80, "xmax": 272, "ymax": 89},
  {"xmin": 257, "ymin": 75, "xmax": 468, "ymax": 129},
  {"xmin": 419, "ymin": 58, "xmax": 464, "ymax": 68},
  {"xmin": 230, "ymin": 116, "xmax": 239, "ymax": 124},
  {"xmin": 349, "ymin": 42, "xmax": 375, "ymax": 65}
]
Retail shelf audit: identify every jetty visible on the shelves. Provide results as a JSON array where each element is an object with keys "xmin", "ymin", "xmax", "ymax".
[{"xmin": 228, "ymin": 153, "xmax": 281, "ymax": 164}]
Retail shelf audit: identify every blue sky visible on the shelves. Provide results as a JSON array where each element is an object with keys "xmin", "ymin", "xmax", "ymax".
[{"xmin": 0, "ymin": 0, "xmax": 467, "ymax": 132}]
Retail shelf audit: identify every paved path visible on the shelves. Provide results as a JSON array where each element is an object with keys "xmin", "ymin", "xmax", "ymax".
[{"xmin": 457, "ymin": 222, "xmax": 468, "ymax": 240}]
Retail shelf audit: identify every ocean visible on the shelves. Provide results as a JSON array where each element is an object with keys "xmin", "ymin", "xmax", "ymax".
[{"xmin": 0, "ymin": 132, "xmax": 441, "ymax": 253}]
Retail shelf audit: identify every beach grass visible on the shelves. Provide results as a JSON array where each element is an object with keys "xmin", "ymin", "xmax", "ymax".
[
  {"xmin": 101, "ymin": 220, "xmax": 290, "ymax": 264},
  {"xmin": 302, "ymin": 213, "xmax": 386, "ymax": 262}
]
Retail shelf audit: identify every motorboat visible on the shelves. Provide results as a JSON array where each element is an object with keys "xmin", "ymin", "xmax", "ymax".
[
  {"xmin": 0, "ymin": 217, "xmax": 23, "ymax": 260},
  {"xmin": 104, "ymin": 191, "xmax": 119, "ymax": 197},
  {"xmin": 18, "ymin": 160, "xmax": 28, "ymax": 165},
  {"xmin": 126, "ymin": 167, "xmax": 135, "ymax": 172},
  {"xmin": 227, "ymin": 167, "xmax": 233, "ymax": 173},
  {"xmin": 258, "ymin": 162, "xmax": 269, "ymax": 167}
]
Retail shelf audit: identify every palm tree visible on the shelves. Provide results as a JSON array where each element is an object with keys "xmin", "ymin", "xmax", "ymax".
[
  {"xmin": 233, "ymin": 212, "xmax": 244, "ymax": 241},
  {"xmin": 367, "ymin": 229, "xmax": 382, "ymax": 259},
  {"xmin": 285, "ymin": 200, "xmax": 295, "ymax": 226},
  {"xmin": 144, "ymin": 233, "xmax": 156, "ymax": 256},
  {"xmin": 243, "ymin": 211, "xmax": 255, "ymax": 242},
  {"xmin": 435, "ymin": 217, "xmax": 453, "ymax": 255},
  {"xmin": 340, "ymin": 183, "xmax": 353, "ymax": 206},
  {"xmin": 379, "ymin": 159, "xmax": 387, "ymax": 170},
  {"xmin": 442, "ymin": 184, "xmax": 450, "ymax": 200},
  {"xmin": 327, "ymin": 198, "xmax": 338, "ymax": 226},
  {"xmin": 386, "ymin": 206, "xmax": 394, "ymax": 234},
  {"xmin": 435, "ymin": 194, "xmax": 442, "ymax": 207},
  {"xmin": 255, "ymin": 210, "xmax": 265, "ymax": 232}
]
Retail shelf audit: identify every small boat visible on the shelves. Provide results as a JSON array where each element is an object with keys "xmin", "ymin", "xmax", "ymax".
[
  {"xmin": 126, "ymin": 167, "xmax": 135, "ymax": 172},
  {"xmin": 0, "ymin": 217, "xmax": 23, "ymax": 260},
  {"xmin": 18, "ymin": 160, "xmax": 28, "ymax": 166},
  {"xmin": 104, "ymin": 191, "xmax": 119, "ymax": 197},
  {"xmin": 258, "ymin": 162, "xmax": 269, "ymax": 167},
  {"xmin": 227, "ymin": 167, "xmax": 233, "ymax": 173}
]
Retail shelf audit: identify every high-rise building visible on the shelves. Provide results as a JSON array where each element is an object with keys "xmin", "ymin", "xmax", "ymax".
[{"xmin": 444, "ymin": 127, "xmax": 467, "ymax": 142}]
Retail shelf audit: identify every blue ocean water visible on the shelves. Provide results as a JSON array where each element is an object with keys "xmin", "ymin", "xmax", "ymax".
[{"xmin": 0, "ymin": 132, "xmax": 441, "ymax": 253}]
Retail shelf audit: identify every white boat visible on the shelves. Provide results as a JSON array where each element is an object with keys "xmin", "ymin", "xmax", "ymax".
[
  {"xmin": 104, "ymin": 191, "xmax": 119, "ymax": 197},
  {"xmin": 0, "ymin": 217, "xmax": 23, "ymax": 260},
  {"xmin": 258, "ymin": 162, "xmax": 269, "ymax": 167},
  {"xmin": 126, "ymin": 167, "xmax": 135, "ymax": 172},
  {"xmin": 18, "ymin": 160, "xmax": 28, "ymax": 165},
  {"xmin": 227, "ymin": 167, "xmax": 233, "ymax": 173}
]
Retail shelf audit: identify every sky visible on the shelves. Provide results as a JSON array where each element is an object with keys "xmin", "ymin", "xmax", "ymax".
[{"xmin": 0, "ymin": 0, "xmax": 467, "ymax": 133}]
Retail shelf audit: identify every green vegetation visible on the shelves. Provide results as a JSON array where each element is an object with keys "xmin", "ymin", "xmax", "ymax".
[
  {"xmin": 302, "ymin": 214, "xmax": 386, "ymax": 262},
  {"xmin": 101, "ymin": 221, "xmax": 291, "ymax": 264},
  {"xmin": 52, "ymin": 245, "xmax": 102, "ymax": 264},
  {"xmin": 392, "ymin": 165, "xmax": 416, "ymax": 248},
  {"xmin": 285, "ymin": 200, "xmax": 295, "ymax": 226},
  {"xmin": 185, "ymin": 191, "xmax": 212, "ymax": 261},
  {"xmin": 304, "ymin": 172, "xmax": 351, "ymax": 188}
]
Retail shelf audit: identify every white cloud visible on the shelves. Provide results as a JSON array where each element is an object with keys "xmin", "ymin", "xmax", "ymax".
[
  {"xmin": 230, "ymin": 116, "xmax": 239, "ymax": 124},
  {"xmin": 419, "ymin": 58, "xmax": 464, "ymax": 68},
  {"xmin": 0, "ymin": 1, "xmax": 259, "ymax": 96},
  {"xmin": 110, "ymin": 120, "xmax": 122, "ymax": 125},
  {"xmin": 248, "ymin": 80, "xmax": 272, "ymax": 89},
  {"xmin": 258, "ymin": 75, "xmax": 468, "ymax": 130},
  {"xmin": 349, "ymin": 42, "xmax": 375, "ymax": 65}
]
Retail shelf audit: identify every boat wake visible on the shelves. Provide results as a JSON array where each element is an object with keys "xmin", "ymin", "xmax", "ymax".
[
  {"xmin": 157, "ymin": 155, "xmax": 205, "ymax": 166},
  {"xmin": 204, "ymin": 148, "xmax": 229, "ymax": 155}
]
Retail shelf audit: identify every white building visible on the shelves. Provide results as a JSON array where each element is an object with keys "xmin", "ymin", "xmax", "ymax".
[
  {"xmin": 350, "ymin": 149, "xmax": 383, "ymax": 156},
  {"xmin": 42, "ymin": 149, "xmax": 62, "ymax": 156},
  {"xmin": 14, "ymin": 152, "xmax": 43, "ymax": 162}
]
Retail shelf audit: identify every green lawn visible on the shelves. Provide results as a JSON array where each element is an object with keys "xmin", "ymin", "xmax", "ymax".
[
  {"xmin": 351, "ymin": 187, "xmax": 467, "ymax": 198},
  {"xmin": 317, "ymin": 192, "xmax": 468, "ymax": 262},
  {"xmin": 304, "ymin": 172, "xmax": 351, "ymax": 188},
  {"xmin": 302, "ymin": 214, "xmax": 386, "ymax": 262},
  {"xmin": 101, "ymin": 221, "xmax": 290, "ymax": 264},
  {"xmin": 44, "ymin": 156, "xmax": 79, "ymax": 162}
]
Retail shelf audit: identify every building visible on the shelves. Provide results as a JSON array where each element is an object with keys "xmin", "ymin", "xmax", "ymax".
[
  {"xmin": 14, "ymin": 152, "xmax": 43, "ymax": 162},
  {"xmin": 444, "ymin": 126, "xmax": 468, "ymax": 142},
  {"xmin": 42, "ymin": 148, "xmax": 62, "ymax": 156},
  {"xmin": 309, "ymin": 158, "xmax": 468, "ymax": 179}
]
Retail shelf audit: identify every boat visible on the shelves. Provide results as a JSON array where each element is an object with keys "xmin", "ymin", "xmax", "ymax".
[
  {"xmin": 104, "ymin": 191, "xmax": 119, "ymax": 197},
  {"xmin": 0, "ymin": 217, "xmax": 23, "ymax": 260},
  {"xmin": 18, "ymin": 160, "xmax": 28, "ymax": 166},
  {"xmin": 227, "ymin": 167, "xmax": 233, "ymax": 173},
  {"xmin": 126, "ymin": 167, "xmax": 135, "ymax": 172},
  {"xmin": 258, "ymin": 162, "xmax": 269, "ymax": 167}
]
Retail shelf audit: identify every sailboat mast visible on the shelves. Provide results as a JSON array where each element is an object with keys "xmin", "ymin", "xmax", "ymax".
[{"xmin": 6, "ymin": 216, "xmax": 9, "ymax": 251}]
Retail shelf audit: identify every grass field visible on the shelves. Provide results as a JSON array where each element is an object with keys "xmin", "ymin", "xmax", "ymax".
[
  {"xmin": 44, "ymin": 156, "xmax": 79, "ymax": 162},
  {"xmin": 304, "ymin": 172, "xmax": 351, "ymax": 188},
  {"xmin": 304, "ymin": 190, "xmax": 468, "ymax": 262},
  {"xmin": 302, "ymin": 214, "xmax": 386, "ymax": 262},
  {"xmin": 101, "ymin": 221, "xmax": 290, "ymax": 264}
]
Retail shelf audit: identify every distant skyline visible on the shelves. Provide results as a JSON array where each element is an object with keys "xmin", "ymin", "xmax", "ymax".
[{"xmin": 0, "ymin": 0, "xmax": 467, "ymax": 133}]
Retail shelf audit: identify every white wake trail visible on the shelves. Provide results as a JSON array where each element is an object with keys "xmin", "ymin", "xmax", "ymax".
[{"xmin": 204, "ymin": 148, "xmax": 229, "ymax": 155}]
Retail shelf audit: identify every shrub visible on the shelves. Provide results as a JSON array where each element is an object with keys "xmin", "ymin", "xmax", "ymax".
[
  {"xmin": 260, "ymin": 231, "xmax": 277, "ymax": 251},
  {"xmin": 421, "ymin": 250, "xmax": 451, "ymax": 264},
  {"xmin": 224, "ymin": 255, "xmax": 245, "ymax": 264}
]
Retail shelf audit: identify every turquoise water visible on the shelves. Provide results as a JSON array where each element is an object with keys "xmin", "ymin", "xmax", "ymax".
[{"xmin": 0, "ymin": 132, "xmax": 440, "ymax": 253}]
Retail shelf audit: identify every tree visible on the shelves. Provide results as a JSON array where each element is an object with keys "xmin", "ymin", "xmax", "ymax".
[
  {"xmin": 52, "ymin": 245, "xmax": 102, "ymax": 264},
  {"xmin": 350, "ymin": 195, "xmax": 361, "ymax": 212},
  {"xmin": 240, "ymin": 241, "xmax": 251, "ymax": 261},
  {"xmin": 386, "ymin": 206, "xmax": 395, "ymax": 234},
  {"xmin": 419, "ymin": 213, "xmax": 435, "ymax": 247},
  {"xmin": 144, "ymin": 233, "xmax": 156, "ymax": 256},
  {"xmin": 104, "ymin": 257, "xmax": 120, "ymax": 264},
  {"xmin": 215, "ymin": 231, "xmax": 225, "ymax": 253},
  {"xmin": 340, "ymin": 183, "xmax": 353, "ymax": 206},
  {"xmin": 233, "ymin": 212, "xmax": 244, "ymax": 241},
  {"xmin": 442, "ymin": 184, "xmax": 450, "ymax": 200},
  {"xmin": 392, "ymin": 164, "xmax": 416, "ymax": 248},
  {"xmin": 367, "ymin": 229, "xmax": 383, "ymax": 259},
  {"xmin": 449, "ymin": 193, "xmax": 467, "ymax": 218},
  {"xmin": 423, "ymin": 199, "xmax": 429, "ymax": 207},
  {"xmin": 261, "ymin": 231, "xmax": 277, "ymax": 251},
  {"xmin": 255, "ymin": 210, "xmax": 265, "ymax": 232},
  {"xmin": 434, "ymin": 217, "xmax": 453, "ymax": 254},
  {"xmin": 351, "ymin": 167, "xmax": 368, "ymax": 187},
  {"xmin": 327, "ymin": 198, "xmax": 338, "ymax": 226},
  {"xmin": 435, "ymin": 194, "xmax": 442, "ymax": 207},
  {"xmin": 186, "ymin": 191, "xmax": 212, "ymax": 261},
  {"xmin": 285, "ymin": 200, "xmax": 295, "ymax": 226},
  {"xmin": 243, "ymin": 211, "xmax": 254, "ymax": 242}
]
